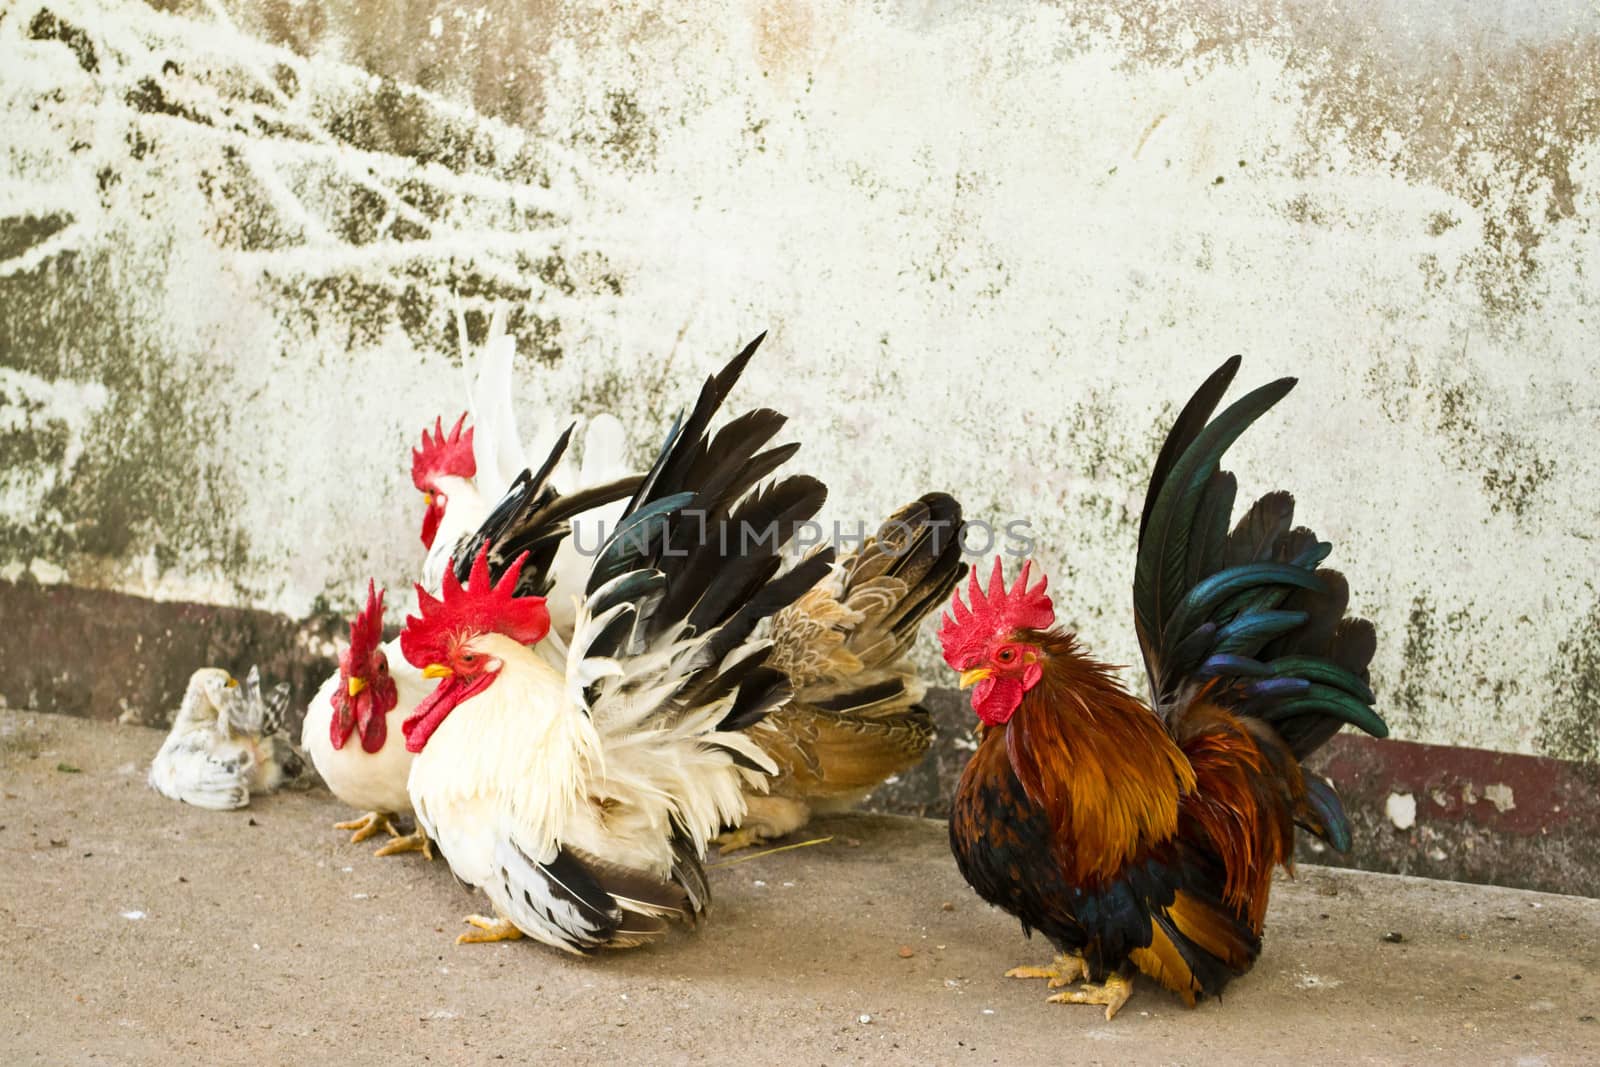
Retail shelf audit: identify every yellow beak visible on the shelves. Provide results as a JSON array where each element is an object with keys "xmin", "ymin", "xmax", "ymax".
[
  {"xmin": 347, "ymin": 676, "xmax": 367, "ymax": 697},
  {"xmin": 224, "ymin": 676, "xmax": 239, "ymax": 689},
  {"xmin": 958, "ymin": 667, "xmax": 993, "ymax": 690},
  {"xmin": 423, "ymin": 492, "xmax": 435, "ymax": 507},
  {"xmin": 421, "ymin": 663, "xmax": 452, "ymax": 680}
]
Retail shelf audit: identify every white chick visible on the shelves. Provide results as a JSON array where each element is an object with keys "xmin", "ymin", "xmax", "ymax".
[{"xmin": 149, "ymin": 666, "xmax": 307, "ymax": 810}]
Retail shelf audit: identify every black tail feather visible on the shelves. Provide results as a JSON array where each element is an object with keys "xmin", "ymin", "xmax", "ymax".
[
  {"xmin": 1134, "ymin": 359, "xmax": 1385, "ymax": 756},
  {"xmin": 452, "ymin": 428, "xmax": 643, "ymax": 598},
  {"xmin": 1140, "ymin": 355, "xmax": 1241, "ymax": 545},
  {"xmin": 587, "ymin": 335, "xmax": 830, "ymax": 735}
]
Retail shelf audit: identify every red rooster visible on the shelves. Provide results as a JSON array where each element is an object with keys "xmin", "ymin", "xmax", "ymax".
[{"xmin": 942, "ymin": 357, "xmax": 1387, "ymax": 1018}]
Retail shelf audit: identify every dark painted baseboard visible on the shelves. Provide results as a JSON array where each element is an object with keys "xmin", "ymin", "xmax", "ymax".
[
  {"xmin": 1298, "ymin": 733, "xmax": 1600, "ymax": 898},
  {"xmin": 0, "ymin": 577, "xmax": 343, "ymax": 732},
  {"xmin": 7, "ymin": 578, "xmax": 1595, "ymax": 898}
]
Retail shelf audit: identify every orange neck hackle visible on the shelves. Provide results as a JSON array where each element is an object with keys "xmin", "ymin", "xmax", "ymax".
[{"xmin": 1000, "ymin": 631, "xmax": 1196, "ymax": 886}]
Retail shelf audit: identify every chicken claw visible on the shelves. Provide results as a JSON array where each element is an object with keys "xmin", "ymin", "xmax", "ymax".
[
  {"xmin": 334, "ymin": 811, "xmax": 399, "ymax": 844},
  {"xmin": 1005, "ymin": 953, "xmax": 1088, "ymax": 988},
  {"xmin": 1046, "ymin": 973, "xmax": 1134, "ymax": 1021},
  {"xmin": 456, "ymin": 915, "xmax": 524, "ymax": 945},
  {"xmin": 713, "ymin": 827, "xmax": 768, "ymax": 854},
  {"xmin": 373, "ymin": 829, "xmax": 435, "ymax": 860}
]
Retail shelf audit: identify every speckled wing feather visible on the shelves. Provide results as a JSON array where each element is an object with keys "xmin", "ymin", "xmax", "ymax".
[
  {"xmin": 234, "ymin": 665, "xmax": 310, "ymax": 791},
  {"xmin": 742, "ymin": 494, "xmax": 965, "ymax": 823},
  {"xmin": 231, "ymin": 665, "xmax": 292, "ymax": 737},
  {"xmin": 148, "ymin": 728, "xmax": 253, "ymax": 811}
]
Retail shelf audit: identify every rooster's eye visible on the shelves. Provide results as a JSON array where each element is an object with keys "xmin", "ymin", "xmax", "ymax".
[{"xmin": 996, "ymin": 647, "xmax": 1017, "ymax": 664}]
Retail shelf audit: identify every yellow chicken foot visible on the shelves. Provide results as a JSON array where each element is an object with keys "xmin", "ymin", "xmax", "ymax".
[
  {"xmin": 713, "ymin": 827, "xmax": 769, "ymax": 854},
  {"xmin": 334, "ymin": 811, "xmax": 399, "ymax": 844},
  {"xmin": 1005, "ymin": 953, "xmax": 1089, "ymax": 989},
  {"xmin": 1046, "ymin": 973, "xmax": 1135, "ymax": 1021},
  {"xmin": 372, "ymin": 830, "xmax": 434, "ymax": 860},
  {"xmin": 456, "ymin": 915, "xmax": 525, "ymax": 945}
]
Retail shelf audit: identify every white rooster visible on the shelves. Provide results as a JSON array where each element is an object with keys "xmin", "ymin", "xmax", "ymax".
[
  {"xmin": 299, "ymin": 583, "xmax": 435, "ymax": 853},
  {"xmin": 417, "ymin": 303, "xmax": 631, "ymax": 596},
  {"xmin": 399, "ymin": 335, "xmax": 837, "ymax": 951},
  {"xmin": 305, "ymin": 303, "xmax": 637, "ymax": 855}
]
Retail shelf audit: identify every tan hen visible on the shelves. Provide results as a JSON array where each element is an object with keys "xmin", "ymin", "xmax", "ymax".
[{"xmin": 723, "ymin": 494, "xmax": 966, "ymax": 850}]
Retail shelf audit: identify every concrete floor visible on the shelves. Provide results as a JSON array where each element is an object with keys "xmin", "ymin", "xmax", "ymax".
[{"xmin": 3, "ymin": 710, "xmax": 1597, "ymax": 1066}]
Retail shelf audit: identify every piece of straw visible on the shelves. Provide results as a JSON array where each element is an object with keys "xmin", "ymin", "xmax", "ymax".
[{"xmin": 707, "ymin": 835, "xmax": 834, "ymax": 869}]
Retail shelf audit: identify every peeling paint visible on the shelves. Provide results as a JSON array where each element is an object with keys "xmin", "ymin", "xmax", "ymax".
[
  {"xmin": 1485, "ymin": 783, "xmax": 1516, "ymax": 814},
  {"xmin": 1313, "ymin": 733, "xmax": 1600, "ymax": 895},
  {"xmin": 1386, "ymin": 792, "xmax": 1418, "ymax": 830}
]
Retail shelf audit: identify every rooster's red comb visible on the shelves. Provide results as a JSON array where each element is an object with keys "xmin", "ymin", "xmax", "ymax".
[
  {"xmin": 348, "ymin": 580, "xmax": 385, "ymax": 663},
  {"xmin": 411, "ymin": 413, "xmax": 476, "ymax": 492},
  {"xmin": 938, "ymin": 557, "xmax": 1055, "ymax": 669},
  {"xmin": 400, "ymin": 546, "xmax": 550, "ymax": 668}
]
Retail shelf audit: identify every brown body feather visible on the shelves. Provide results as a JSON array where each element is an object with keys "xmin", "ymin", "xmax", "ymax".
[
  {"xmin": 1004, "ymin": 635, "xmax": 1195, "ymax": 885},
  {"xmin": 732, "ymin": 494, "xmax": 965, "ymax": 845}
]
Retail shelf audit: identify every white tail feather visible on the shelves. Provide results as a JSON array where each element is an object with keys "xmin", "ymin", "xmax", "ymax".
[{"xmin": 465, "ymin": 302, "xmax": 527, "ymax": 504}]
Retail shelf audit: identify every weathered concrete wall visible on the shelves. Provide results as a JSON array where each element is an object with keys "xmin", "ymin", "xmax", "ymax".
[{"xmin": 4, "ymin": 0, "xmax": 1599, "ymax": 773}]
